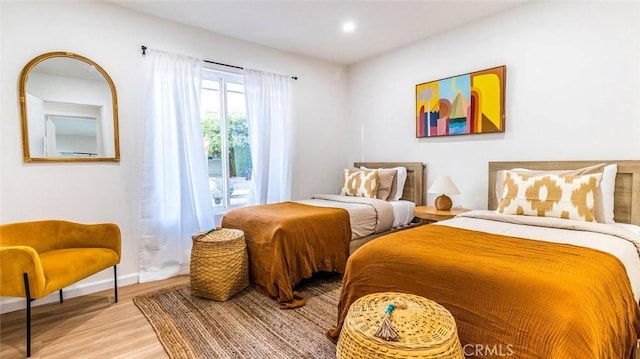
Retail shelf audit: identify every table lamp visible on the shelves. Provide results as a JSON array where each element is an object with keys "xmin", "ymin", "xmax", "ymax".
[{"xmin": 427, "ymin": 176, "xmax": 460, "ymax": 211}]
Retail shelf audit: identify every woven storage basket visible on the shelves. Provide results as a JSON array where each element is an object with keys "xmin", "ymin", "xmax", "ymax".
[
  {"xmin": 337, "ymin": 292, "xmax": 464, "ymax": 359},
  {"xmin": 190, "ymin": 228, "xmax": 249, "ymax": 301}
]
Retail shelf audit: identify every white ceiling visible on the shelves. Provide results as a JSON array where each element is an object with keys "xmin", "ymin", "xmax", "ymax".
[{"xmin": 113, "ymin": 1, "xmax": 525, "ymax": 65}]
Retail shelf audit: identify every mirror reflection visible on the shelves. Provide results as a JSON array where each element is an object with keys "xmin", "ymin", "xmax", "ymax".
[{"xmin": 19, "ymin": 52, "xmax": 120, "ymax": 162}]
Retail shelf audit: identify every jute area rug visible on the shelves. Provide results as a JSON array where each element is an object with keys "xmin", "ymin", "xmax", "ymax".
[{"xmin": 133, "ymin": 274, "xmax": 341, "ymax": 359}]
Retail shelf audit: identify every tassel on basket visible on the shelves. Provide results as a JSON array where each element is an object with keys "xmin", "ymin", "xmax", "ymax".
[
  {"xmin": 374, "ymin": 299, "xmax": 407, "ymax": 341},
  {"xmin": 192, "ymin": 227, "xmax": 217, "ymax": 241}
]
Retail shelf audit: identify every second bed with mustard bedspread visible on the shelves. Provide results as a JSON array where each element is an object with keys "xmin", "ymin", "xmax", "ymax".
[{"xmin": 328, "ymin": 211, "xmax": 640, "ymax": 358}]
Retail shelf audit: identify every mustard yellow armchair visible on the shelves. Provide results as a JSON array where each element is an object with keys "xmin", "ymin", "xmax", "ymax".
[{"xmin": 0, "ymin": 220, "xmax": 121, "ymax": 357}]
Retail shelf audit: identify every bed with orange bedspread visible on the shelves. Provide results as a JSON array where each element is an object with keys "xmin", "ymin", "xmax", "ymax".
[
  {"xmin": 221, "ymin": 162, "xmax": 425, "ymax": 308},
  {"xmin": 328, "ymin": 212, "xmax": 640, "ymax": 358},
  {"xmin": 222, "ymin": 202, "xmax": 351, "ymax": 308}
]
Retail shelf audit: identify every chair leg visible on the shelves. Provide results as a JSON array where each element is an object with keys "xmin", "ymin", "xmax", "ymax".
[
  {"xmin": 23, "ymin": 273, "xmax": 32, "ymax": 358},
  {"xmin": 113, "ymin": 266, "xmax": 118, "ymax": 303},
  {"xmin": 59, "ymin": 290, "xmax": 63, "ymax": 303}
]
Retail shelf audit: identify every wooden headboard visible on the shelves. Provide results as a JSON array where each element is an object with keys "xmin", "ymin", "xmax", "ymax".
[
  {"xmin": 488, "ymin": 160, "xmax": 640, "ymax": 225},
  {"xmin": 354, "ymin": 162, "xmax": 426, "ymax": 206}
]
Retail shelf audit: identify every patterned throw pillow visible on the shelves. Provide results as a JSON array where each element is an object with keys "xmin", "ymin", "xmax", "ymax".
[
  {"xmin": 497, "ymin": 171, "xmax": 602, "ymax": 222},
  {"xmin": 360, "ymin": 167, "xmax": 397, "ymax": 200},
  {"xmin": 340, "ymin": 169, "xmax": 380, "ymax": 198},
  {"xmin": 494, "ymin": 163, "xmax": 616, "ymax": 223}
]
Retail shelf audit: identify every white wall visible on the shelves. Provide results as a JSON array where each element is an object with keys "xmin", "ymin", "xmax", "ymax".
[
  {"xmin": 347, "ymin": 1, "xmax": 640, "ymax": 210},
  {"xmin": 0, "ymin": 1, "xmax": 348, "ymax": 312}
]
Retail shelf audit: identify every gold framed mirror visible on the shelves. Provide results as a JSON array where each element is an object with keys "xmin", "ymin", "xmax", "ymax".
[{"xmin": 19, "ymin": 52, "xmax": 120, "ymax": 163}]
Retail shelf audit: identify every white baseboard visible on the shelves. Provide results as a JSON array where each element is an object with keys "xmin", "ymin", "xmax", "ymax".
[{"xmin": 0, "ymin": 273, "xmax": 139, "ymax": 314}]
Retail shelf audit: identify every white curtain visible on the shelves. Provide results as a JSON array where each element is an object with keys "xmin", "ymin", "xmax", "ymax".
[
  {"xmin": 139, "ymin": 50, "xmax": 215, "ymax": 283},
  {"xmin": 244, "ymin": 69, "xmax": 293, "ymax": 204}
]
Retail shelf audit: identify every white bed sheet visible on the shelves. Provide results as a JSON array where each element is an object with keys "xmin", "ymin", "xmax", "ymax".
[
  {"xmin": 613, "ymin": 222, "xmax": 640, "ymax": 236},
  {"xmin": 436, "ymin": 210, "xmax": 640, "ymax": 302},
  {"xmin": 296, "ymin": 197, "xmax": 414, "ymax": 240},
  {"xmin": 389, "ymin": 200, "xmax": 415, "ymax": 228},
  {"xmin": 296, "ymin": 195, "xmax": 394, "ymax": 240}
]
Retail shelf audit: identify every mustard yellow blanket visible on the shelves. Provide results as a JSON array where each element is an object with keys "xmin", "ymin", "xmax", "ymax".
[
  {"xmin": 222, "ymin": 202, "xmax": 351, "ymax": 308},
  {"xmin": 328, "ymin": 224, "xmax": 640, "ymax": 358}
]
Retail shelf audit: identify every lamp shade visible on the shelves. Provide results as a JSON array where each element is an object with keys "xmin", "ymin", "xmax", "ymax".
[{"xmin": 428, "ymin": 176, "xmax": 460, "ymax": 195}]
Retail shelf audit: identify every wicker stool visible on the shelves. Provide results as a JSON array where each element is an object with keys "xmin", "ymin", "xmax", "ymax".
[
  {"xmin": 337, "ymin": 292, "xmax": 463, "ymax": 359},
  {"xmin": 190, "ymin": 228, "xmax": 249, "ymax": 301}
]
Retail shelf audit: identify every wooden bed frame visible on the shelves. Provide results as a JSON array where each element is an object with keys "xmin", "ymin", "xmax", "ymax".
[
  {"xmin": 349, "ymin": 162, "xmax": 426, "ymax": 253},
  {"xmin": 488, "ymin": 160, "xmax": 640, "ymax": 225}
]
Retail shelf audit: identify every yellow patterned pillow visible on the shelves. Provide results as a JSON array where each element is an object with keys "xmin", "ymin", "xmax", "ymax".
[
  {"xmin": 340, "ymin": 169, "xmax": 380, "ymax": 198},
  {"xmin": 497, "ymin": 171, "xmax": 602, "ymax": 222}
]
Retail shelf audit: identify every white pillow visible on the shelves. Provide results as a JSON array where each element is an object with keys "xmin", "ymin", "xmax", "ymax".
[
  {"xmin": 392, "ymin": 167, "xmax": 408, "ymax": 201},
  {"xmin": 612, "ymin": 223, "xmax": 640, "ymax": 236},
  {"xmin": 595, "ymin": 164, "xmax": 617, "ymax": 223}
]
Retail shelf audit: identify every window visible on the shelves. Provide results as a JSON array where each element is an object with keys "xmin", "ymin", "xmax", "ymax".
[{"xmin": 201, "ymin": 69, "xmax": 254, "ymax": 212}]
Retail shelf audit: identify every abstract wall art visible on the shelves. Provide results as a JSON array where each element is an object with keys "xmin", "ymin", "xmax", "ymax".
[{"xmin": 416, "ymin": 65, "xmax": 506, "ymax": 138}]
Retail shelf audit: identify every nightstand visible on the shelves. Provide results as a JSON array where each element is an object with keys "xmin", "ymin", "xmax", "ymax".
[{"xmin": 413, "ymin": 206, "xmax": 470, "ymax": 224}]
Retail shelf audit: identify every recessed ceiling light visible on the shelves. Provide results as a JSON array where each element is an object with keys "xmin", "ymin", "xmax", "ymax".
[{"xmin": 342, "ymin": 21, "xmax": 356, "ymax": 34}]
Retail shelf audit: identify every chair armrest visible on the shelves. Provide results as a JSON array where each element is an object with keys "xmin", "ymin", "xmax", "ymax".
[
  {"xmin": 0, "ymin": 246, "xmax": 46, "ymax": 299},
  {"xmin": 57, "ymin": 222, "xmax": 121, "ymax": 260}
]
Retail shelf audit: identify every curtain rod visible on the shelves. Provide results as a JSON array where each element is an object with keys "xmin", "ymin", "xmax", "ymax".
[{"xmin": 141, "ymin": 45, "xmax": 298, "ymax": 80}]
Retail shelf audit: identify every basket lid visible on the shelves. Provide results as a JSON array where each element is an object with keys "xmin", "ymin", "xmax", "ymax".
[
  {"xmin": 192, "ymin": 228, "xmax": 244, "ymax": 243},
  {"xmin": 345, "ymin": 292, "xmax": 459, "ymax": 349}
]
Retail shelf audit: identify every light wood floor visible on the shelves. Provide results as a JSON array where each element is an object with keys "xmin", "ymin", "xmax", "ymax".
[
  {"xmin": 1, "ymin": 276, "xmax": 189, "ymax": 359},
  {"xmin": 4, "ymin": 277, "xmax": 638, "ymax": 359}
]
